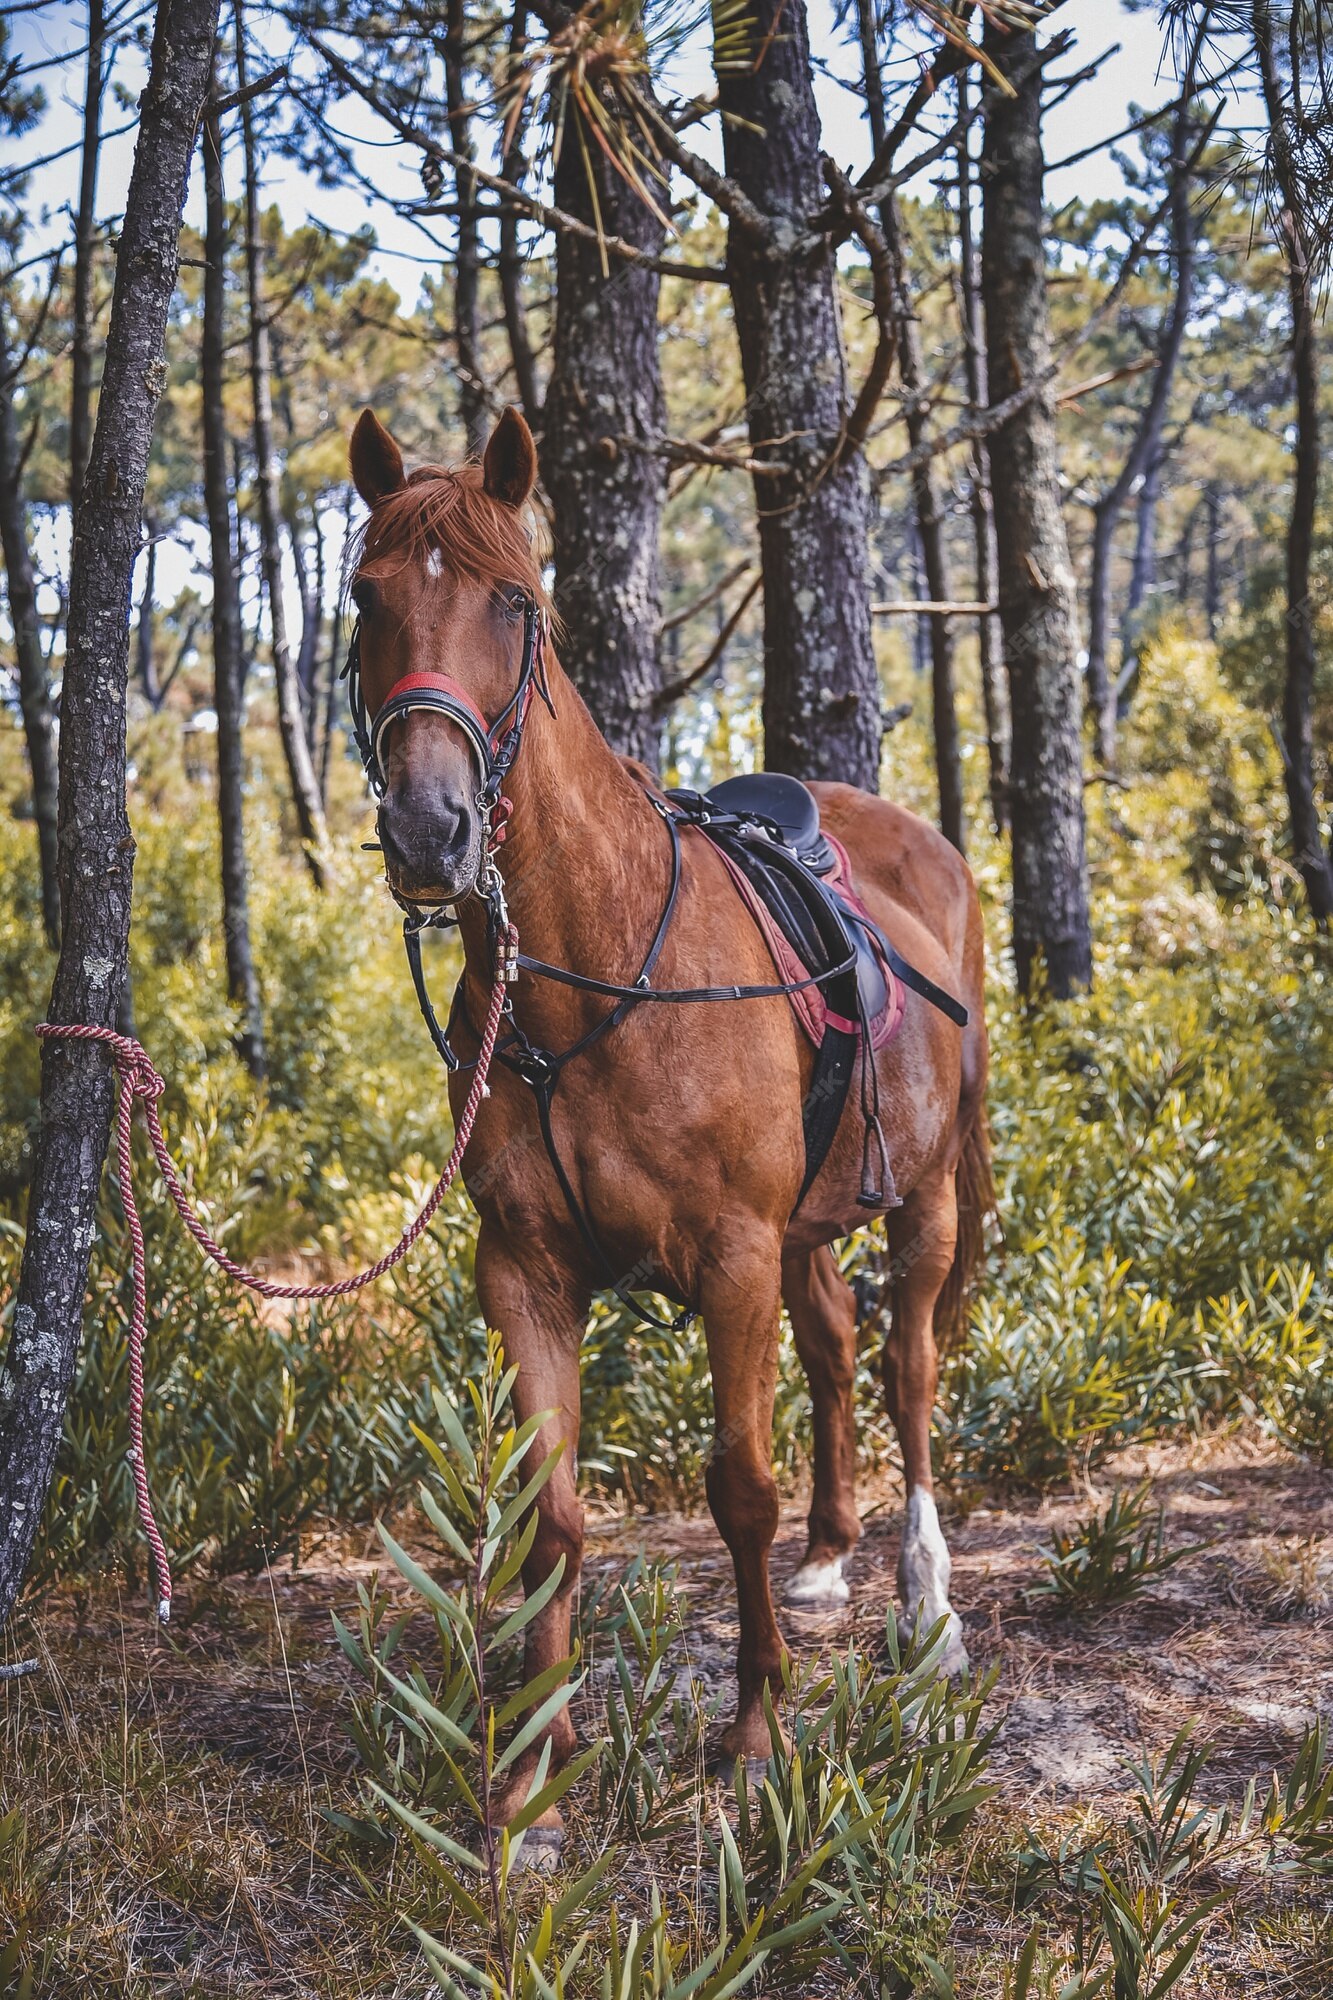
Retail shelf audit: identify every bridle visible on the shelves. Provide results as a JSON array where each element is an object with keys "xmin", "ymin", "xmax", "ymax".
[
  {"xmin": 342, "ymin": 587, "xmax": 554, "ymax": 813},
  {"xmin": 342, "ymin": 585, "xmax": 554, "ymax": 1067}
]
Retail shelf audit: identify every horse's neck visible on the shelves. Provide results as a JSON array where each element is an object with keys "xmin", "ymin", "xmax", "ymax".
[{"xmin": 462, "ymin": 660, "xmax": 672, "ymax": 1002}]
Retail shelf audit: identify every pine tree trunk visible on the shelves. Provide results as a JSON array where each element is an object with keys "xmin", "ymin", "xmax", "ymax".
[
  {"xmin": 1204, "ymin": 486, "xmax": 1221, "ymax": 638},
  {"xmin": 981, "ymin": 21, "xmax": 1091, "ymax": 997},
  {"xmin": 0, "ymin": 312, "xmax": 61, "ymax": 947},
  {"xmin": 957, "ymin": 74, "xmax": 1008, "ymax": 835},
  {"xmin": 541, "ymin": 102, "xmax": 668, "ymax": 767},
  {"xmin": 234, "ymin": 0, "xmax": 329, "ymax": 886},
  {"xmin": 445, "ymin": 0, "xmax": 487, "ymax": 454},
  {"xmin": 1085, "ymin": 96, "xmax": 1198, "ymax": 764},
  {"xmin": 0, "ymin": 0, "xmax": 221, "ymax": 1635},
  {"xmin": 319, "ymin": 485, "xmax": 354, "ymax": 806},
  {"xmin": 288, "ymin": 494, "xmax": 321, "ymax": 713},
  {"xmin": 498, "ymin": 4, "xmax": 540, "ymax": 430},
  {"xmin": 1117, "ymin": 440, "xmax": 1164, "ymax": 709},
  {"xmin": 203, "ymin": 88, "xmax": 265, "ymax": 1076},
  {"xmin": 716, "ymin": 0, "xmax": 881, "ymax": 788},
  {"xmin": 1253, "ymin": 0, "xmax": 1333, "ymax": 920},
  {"xmin": 855, "ymin": 0, "xmax": 963, "ymax": 848},
  {"xmin": 69, "ymin": 0, "xmax": 105, "ymax": 527},
  {"xmin": 883, "ymin": 192, "xmax": 964, "ymax": 853}
]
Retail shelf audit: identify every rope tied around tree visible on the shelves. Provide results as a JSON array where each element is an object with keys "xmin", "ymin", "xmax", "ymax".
[{"xmin": 34, "ymin": 928, "xmax": 514, "ymax": 1624}]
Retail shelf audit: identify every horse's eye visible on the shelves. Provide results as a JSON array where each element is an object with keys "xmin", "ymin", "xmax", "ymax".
[
  {"xmin": 498, "ymin": 586, "xmax": 526, "ymax": 623},
  {"xmin": 351, "ymin": 576, "xmax": 377, "ymax": 615}
]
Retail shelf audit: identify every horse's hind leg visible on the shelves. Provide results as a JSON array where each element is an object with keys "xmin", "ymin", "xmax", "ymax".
[
  {"xmin": 883, "ymin": 1168, "xmax": 968, "ymax": 1675},
  {"xmin": 782, "ymin": 1246, "xmax": 861, "ymax": 1607}
]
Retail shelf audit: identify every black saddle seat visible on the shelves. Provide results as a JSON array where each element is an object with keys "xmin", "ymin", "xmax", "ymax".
[{"xmin": 705, "ymin": 773, "xmax": 834, "ymax": 872}]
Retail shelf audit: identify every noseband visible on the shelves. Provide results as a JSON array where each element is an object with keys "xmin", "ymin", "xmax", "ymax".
[{"xmin": 341, "ymin": 590, "xmax": 553, "ymax": 809}]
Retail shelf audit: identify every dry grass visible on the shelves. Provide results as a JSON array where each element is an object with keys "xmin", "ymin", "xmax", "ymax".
[{"xmin": 2, "ymin": 1427, "xmax": 1331, "ymax": 1997}]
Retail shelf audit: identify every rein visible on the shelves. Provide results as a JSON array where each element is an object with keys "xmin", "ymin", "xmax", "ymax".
[{"xmin": 34, "ymin": 943, "xmax": 513, "ymax": 1621}]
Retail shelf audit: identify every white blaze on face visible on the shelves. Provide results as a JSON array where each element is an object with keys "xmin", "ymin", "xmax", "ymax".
[{"xmin": 425, "ymin": 546, "xmax": 444, "ymax": 580}]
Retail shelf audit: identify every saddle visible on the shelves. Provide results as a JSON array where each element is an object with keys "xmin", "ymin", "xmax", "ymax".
[{"xmin": 666, "ymin": 773, "xmax": 967, "ymax": 1212}]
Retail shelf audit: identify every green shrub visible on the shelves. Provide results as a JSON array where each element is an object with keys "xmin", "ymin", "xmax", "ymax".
[
  {"xmin": 1029, "ymin": 1482, "xmax": 1198, "ymax": 1611},
  {"xmin": 337, "ymin": 1336, "xmax": 1001, "ymax": 1998}
]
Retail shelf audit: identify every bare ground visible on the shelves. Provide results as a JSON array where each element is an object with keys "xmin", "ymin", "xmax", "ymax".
[{"xmin": 2, "ymin": 1427, "xmax": 1331, "ymax": 1996}]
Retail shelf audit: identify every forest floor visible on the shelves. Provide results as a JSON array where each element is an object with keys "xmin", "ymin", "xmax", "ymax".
[{"xmin": 2, "ymin": 1427, "xmax": 1331, "ymax": 1997}]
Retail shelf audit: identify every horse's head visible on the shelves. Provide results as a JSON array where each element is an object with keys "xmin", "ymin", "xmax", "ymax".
[{"xmin": 348, "ymin": 405, "xmax": 544, "ymax": 904}]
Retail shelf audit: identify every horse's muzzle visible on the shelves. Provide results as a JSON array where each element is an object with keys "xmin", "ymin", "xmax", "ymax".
[{"xmin": 378, "ymin": 789, "xmax": 480, "ymax": 903}]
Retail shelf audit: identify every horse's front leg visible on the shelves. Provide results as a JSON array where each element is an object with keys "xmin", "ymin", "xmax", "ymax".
[
  {"xmin": 701, "ymin": 1230, "xmax": 787, "ymax": 1766},
  {"xmin": 473, "ymin": 1222, "xmax": 590, "ymax": 1843}
]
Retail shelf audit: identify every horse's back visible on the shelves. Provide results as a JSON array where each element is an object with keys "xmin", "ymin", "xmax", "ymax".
[{"xmin": 809, "ymin": 781, "xmax": 983, "ymax": 992}]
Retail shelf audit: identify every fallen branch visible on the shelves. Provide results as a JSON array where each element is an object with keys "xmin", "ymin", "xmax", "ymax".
[{"xmin": 0, "ymin": 1657, "xmax": 40, "ymax": 1681}]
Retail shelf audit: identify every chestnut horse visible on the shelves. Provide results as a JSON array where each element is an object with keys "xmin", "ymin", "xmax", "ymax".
[{"xmin": 348, "ymin": 406, "xmax": 992, "ymax": 1848}]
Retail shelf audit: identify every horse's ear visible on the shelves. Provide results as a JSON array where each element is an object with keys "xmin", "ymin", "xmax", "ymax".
[
  {"xmin": 482, "ymin": 407, "xmax": 537, "ymax": 509},
  {"xmin": 350, "ymin": 409, "xmax": 406, "ymax": 508}
]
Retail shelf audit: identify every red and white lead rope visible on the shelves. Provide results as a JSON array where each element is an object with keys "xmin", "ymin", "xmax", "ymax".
[{"xmin": 35, "ymin": 925, "xmax": 514, "ymax": 1623}]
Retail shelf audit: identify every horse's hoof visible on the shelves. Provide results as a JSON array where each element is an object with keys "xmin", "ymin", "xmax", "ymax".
[
  {"xmin": 506, "ymin": 1825, "xmax": 564, "ymax": 1876},
  {"xmin": 713, "ymin": 1749, "xmax": 773, "ymax": 1788},
  {"xmin": 785, "ymin": 1556, "xmax": 851, "ymax": 1609}
]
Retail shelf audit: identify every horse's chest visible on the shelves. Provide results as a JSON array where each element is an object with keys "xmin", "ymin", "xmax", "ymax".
[{"xmin": 470, "ymin": 998, "xmax": 806, "ymax": 1257}]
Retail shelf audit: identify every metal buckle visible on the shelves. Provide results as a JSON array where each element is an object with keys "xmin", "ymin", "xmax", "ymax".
[{"xmin": 512, "ymin": 1046, "xmax": 554, "ymax": 1088}]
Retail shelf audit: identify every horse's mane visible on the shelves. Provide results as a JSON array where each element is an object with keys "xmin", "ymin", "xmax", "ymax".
[{"xmin": 350, "ymin": 462, "xmax": 551, "ymax": 613}]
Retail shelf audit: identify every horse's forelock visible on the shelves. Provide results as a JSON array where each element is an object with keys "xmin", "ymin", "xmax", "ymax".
[{"xmin": 350, "ymin": 461, "xmax": 549, "ymax": 610}]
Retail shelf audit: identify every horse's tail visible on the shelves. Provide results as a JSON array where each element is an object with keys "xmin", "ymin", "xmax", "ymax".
[{"xmin": 933, "ymin": 1105, "xmax": 996, "ymax": 1353}]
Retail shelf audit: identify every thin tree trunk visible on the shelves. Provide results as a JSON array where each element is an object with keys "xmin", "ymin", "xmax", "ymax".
[
  {"xmin": 541, "ymin": 98, "xmax": 668, "ymax": 766},
  {"xmin": 233, "ymin": 0, "xmax": 329, "ymax": 887},
  {"xmin": 957, "ymin": 73, "xmax": 1008, "ymax": 834},
  {"xmin": 0, "ymin": 311, "xmax": 61, "ymax": 946},
  {"xmin": 1205, "ymin": 486, "xmax": 1221, "ymax": 638},
  {"xmin": 319, "ymin": 484, "xmax": 354, "ymax": 806},
  {"xmin": 885, "ymin": 218, "xmax": 963, "ymax": 845},
  {"xmin": 856, "ymin": 0, "xmax": 963, "ymax": 850},
  {"xmin": 1253, "ymin": 0, "xmax": 1333, "ymax": 920},
  {"xmin": 498, "ymin": 3, "xmax": 540, "ymax": 429},
  {"xmin": 0, "ymin": 0, "xmax": 220, "ymax": 1636},
  {"xmin": 136, "ymin": 518, "xmax": 163, "ymax": 707},
  {"xmin": 716, "ymin": 0, "xmax": 882, "ymax": 788},
  {"xmin": 981, "ymin": 19, "xmax": 1091, "ymax": 997},
  {"xmin": 444, "ymin": 0, "xmax": 487, "ymax": 454},
  {"xmin": 69, "ymin": 0, "xmax": 105, "ymax": 527},
  {"xmin": 204, "ymin": 86, "xmax": 265, "ymax": 1076},
  {"xmin": 288, "ymin": 494, "xmax": 321, "ymax": 713},
  {"xmin": 1085, "ymin": 94, "xmax": 1198, "ymax": 767},
  {"xmin": 1117, "ymin": 438, "xmax": 1164, "ymax": 709},
  {"xmin": 1174, "ymin": 497, "xmax": 1196, "ymax": 616}
]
